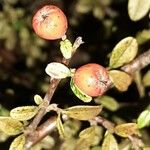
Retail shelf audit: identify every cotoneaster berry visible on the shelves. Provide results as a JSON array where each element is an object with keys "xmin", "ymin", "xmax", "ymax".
[
  {"xmin": 32, "ymin": 5, "xmax": 68, "ymax": 40},
  {"xmin": 73, "ymin": 63, "xmax": 111, "ymax": 97}
]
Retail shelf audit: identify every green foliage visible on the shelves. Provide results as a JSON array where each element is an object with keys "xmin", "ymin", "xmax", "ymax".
[
  {"xmin": 10, "ymin": 106, "xmax": 39, "ymax": 121},
  {"xmin": 63, "ymin": 105, "xmax": 102, "ymax": 120},
  {"xmin": 109, "ymin": 37, "xmax": 138, "ymax": 69},
  {"xmin": 109, "ymin": 70, "xmax": 132, "ymax": 91},
  {"xmin": 70, "ymin": 79, "xmax": 92, "ymax": 102},
  {"xmin": 0, "ymin": 117, "xmax": 23, "ymax": 135},
  {"xmin": 9, "ymin": 134, "xmax": 25, "ymax": 150}
]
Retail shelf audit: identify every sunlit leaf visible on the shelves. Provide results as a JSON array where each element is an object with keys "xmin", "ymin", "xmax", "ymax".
[
  {"xmin": 115, "ymin": 123, "xmax": 138, "ymax": 137},
  {"xmin": 45, "ymin": 62, "xmax": 71, "ymax": 79},
  {"xmin": 56, "ymin": 113, "xmax": 65, "ymax": 139},
  {"xmin": 34, "ymin": 94, "xmax": 43, "ymax": 105},
  {"xmin": 94, "ymin": 96, "xmax": 119, "ymax": 111},
  {"xmin": 0, "ymin": 117, "xmax": 23, "ymax": 135},
  {"xmin": 70, "ymin": 79, "xmax": 92, "ymax": 102},
  {"xmin": 137, "ymin": 109, "xmax": 150, "ymax": 129},
  {"xmin": 9, "ymin": 134, "xmax": 25, "ymax": 150},
  {"xmin": 79, "ymin": 126, "xmax": 96, "ymax": 138},
  {"xmin": 143, "ymin": 70, "xmax": 150, "ymax": 87},
  {"xmin": 10, "ymin": 106, "xmax": 38, "ymax": 121},
  {"xmin": 128, "ymin": 0, "xmax": 150, "ymax": 21},
  {"xmin": 102, "ymin": 132, "xmax": 119, "ymax": 150},
  {"xmin": 109, "ymin": 70, "xmax": 132, "ymax": 91},
  {"xmin": 63, "ymin": 105, "xmax": 102, "ymax": 120},
  {"xmin": 109, "ymin": 37, "xmax": 138, "ymax": 68},
  {"xmin": 60, "ymin": 39, "xmax": 73, "ymax": 59}
]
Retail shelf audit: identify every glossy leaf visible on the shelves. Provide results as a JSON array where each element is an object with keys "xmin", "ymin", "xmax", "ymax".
[
  {"xmin": 70, "ymin": 78, "xmax": 92, "ymax": 102},
  {"xmin": 109, "ymin": 70, "xmax": 132, "ymax": 91},
  {"xmin": 9, "ymin": 134, "xmax": 25, "ymax": 150},
  {"xmin": 0, "ymin": 117, "xmax": 23, "ymax": 135},
  {"xmin": 79, "ymin": 126, "xmax": 96, "ymax": 138},
  {"xmin": 95, "ymin": 96, "xmax": 119, "ymax": 111},
  {"xmin": 63, "ymin": 105, "xmax": 102, "ymax": 120},
  {"xmin": 56, "ymin": 113, "xmax": 65, "ymax": 139},
  {"xmin": 102, "ymin": 132, "xmax": 119, "ymax": 150},
  {"xmin": 45, "ymin": 62, "xmax": 71, "ymax": 79},
  {"xmin": 60, "ymin": 39, "xmax": 73, "ymax": 59},
  {"xmin": 137, "ymin": 109, "xmax": 150, "ymax": 129},
  {"xmin": 34, "ymin": 94, "xmax": 43, "ymax": 105},
  {"xmin": 128, "ymin": 0, "xmax": 150, "ymax": 21},
  {"xmin": 109, "ymin": 37, "xmax": 138, "ymax": 68},
  {"xmin": 143, "ymin": 70, "xmax": 150, "ymax": 87},
  {"xmin": 115, "ymin": 123, "xmax": 138, "ymax": 137},
  {"xmin": 10, "ymin": 106, "xmax": 38, "ymax": 121}
]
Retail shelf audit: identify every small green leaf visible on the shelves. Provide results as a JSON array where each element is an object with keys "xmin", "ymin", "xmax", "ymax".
[
  {"xmin": 76, "ymin": 126, "xmax": 96, "ymax": 149},
  {"xmin": 143, "ymin": 70, "xmax": 150, "ymax": 87},
  {"xmin": 128, "ymin": 0, "xmax": 150, "ymax": 21},
  {"xmin": 109, "ymin": 70, "xmax": 132, "ymax": 91},
  {"xmin": 70, "ymin": 78, "xmax": 92, "ymax": 102},
  {"xmin": 34, "ymin": 94, "xmax": 43, "ymax": 105},
  {"xmin": 56, "ymin": 113, "xmax": 65, "ymax": 139},
  {"xmin": 102, "ymin": 132, "xmax": 119, "ymax": 150},
  {"xmin": 109, "ymin": 37, "xmax": 138, "ymax": 68},
  {"xmin": 60, "ymin": 39, "xmax": 73, "ymax": 59},
  {"xmin": 115, "ymin": 123, "xmax": 138, "ymax": 137},
  {"xmin": 45, "ymin": 62, "xmax": 71, "ymax": 79},
  {"xmin": 63, "ymin": 105, "xmax": 102, "ymax": 120},
  {"xmin": 10, "ymin": 106, "xmax": 38, "ymax": 121},
  {"xmin": 9, "ymin": 134, "xmax": 25, "ymax": 150},
  {"xmin": 137, "ymin": 109, "xmax": 150, "ymax": 129},
  {"xmin": 0, "ymin": 117, "xmax": 23, "ymax": 135},
  {"xmin": 94, "ymin": 96, "xmax": 119, "ymax": 111}
]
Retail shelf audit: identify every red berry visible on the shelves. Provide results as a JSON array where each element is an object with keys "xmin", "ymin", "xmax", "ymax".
[
  {"xmin": 73, "ymin": 63, "xmax": 111, "ymax": 97},
  {"xmin": 32, "ymin": 5, "xmax": 68, "ymax": 40}
]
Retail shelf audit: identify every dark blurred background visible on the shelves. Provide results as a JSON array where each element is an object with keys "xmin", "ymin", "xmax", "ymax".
[{"xmin": 0, "ymin": 0, "xmax": 149, "ymax": 149}]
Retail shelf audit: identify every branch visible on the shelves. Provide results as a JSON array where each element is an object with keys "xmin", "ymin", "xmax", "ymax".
[
  {"xmin": 121, "ymin": 49, "xmax": 150, "ymax": 74},
  {"xmin": 24, "ymin": 37, "xmax": 83, "ymax": 148},
  {"xmin": 25, "ymin": 48, "xmax": 149, "ymax": 149}
]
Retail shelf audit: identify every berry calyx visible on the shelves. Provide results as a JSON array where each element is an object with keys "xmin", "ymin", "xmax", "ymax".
[
  {"xmin": 73, "ymin": 63, "xmax": 111, "ymax": 97},
  {"xmin": 32, "ymin": 5, "xmax": 68, "ymax": 40}
]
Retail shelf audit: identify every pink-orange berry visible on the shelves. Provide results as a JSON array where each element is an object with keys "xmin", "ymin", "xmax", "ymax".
[
  {"xmin": 73, "ymin": 63, "xmax": 111, "ymax": 97},
  {"xmin": 32, "ymin": 5, "xmax": 68, "ymax": 40}
]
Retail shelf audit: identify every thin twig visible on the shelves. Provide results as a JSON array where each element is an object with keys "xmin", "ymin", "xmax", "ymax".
[
  {"xmin": 24, "ymin": 37, "xmax": 83, "ymax": 149},
  {"xmin": 121, "ymin": 49, "xmax": 150, "ymax": 74}
]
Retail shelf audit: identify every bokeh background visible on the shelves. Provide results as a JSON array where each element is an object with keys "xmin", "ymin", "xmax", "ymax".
[{"xmin": 0, "ymin": 0, "xmax": 149, "ymax": 149}]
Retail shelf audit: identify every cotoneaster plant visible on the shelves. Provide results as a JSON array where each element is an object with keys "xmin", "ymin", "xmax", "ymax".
[
  {"xmin": 73, "ymin": 63, "xmax": 111, "ymax": 97},
  {"xmin": 32, "ymin": 5, "xmax": 68, "ymax": 40}
]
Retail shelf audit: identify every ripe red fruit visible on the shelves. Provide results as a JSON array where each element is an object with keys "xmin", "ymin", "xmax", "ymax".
[
  {"xmin": 73, "ymin": 63, "xmax": 111, "ymax": 97},
  {"xmin": 32, "ymin": 5, "xmax": 68, "ymax": 40}
]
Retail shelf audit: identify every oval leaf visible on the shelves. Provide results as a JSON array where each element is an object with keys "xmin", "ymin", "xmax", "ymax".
[
  {"xmin": 76, "ymin": 126, "xmax": 96, "ymax": 149},
  {"xmin": 9, "ymin": 134, "xmax": 25, "ymax": 150},
  {"xmin": 95, "ymin": 96, "xmax": 119, "ymax": 111},
  {"xmin": 109, "ymin": 37, "xmax": 138, "ymax": 68},
  {"xmin": 137, "ymin": 109, "xmax": 150, "ymax": 129},
  {"xmin": 60, "ymin": 39, "xmax": 73, "ymax": 59},
  {"xmin": 102, "ymin": 133, "xmax": 119, "ymax": 150},
  {"xmin": 70, "ymin": 78, "xmax": 92, "ymax": 102},
  {"xmin": 128, "ymin": 0, "xmax": 150, "ymax": 21},
  {"xmin": 10, "ymin": 106, "xmax": 38, "ymax": 121},
  {"xmin": 0, "ymin": 117, "xmax": 23, "ymax": 135},
  {"xmin": 45, "ymin": 62, "xmax": 71, "ymax": 79},
  {"xmin": 109, "ymin": 70, "xmax": 132, "ymax": 91},
  {"xmin": 63, "ymin": 105, "xmax": 102, "ymax": 120},
  {"xmin": 79, "ymin": 126, "xmax": 96, "ymax": 138},
  {"xmin": 56, "ymin": 113, "xmax": 65, "ymax": 139},
  {"xmin": 34, "ymin": 94, "xmax": 43, "ymax": 105},
  {"xmin": 115, "ymin": 123, "xmax": 138, "ymax": 137}
]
